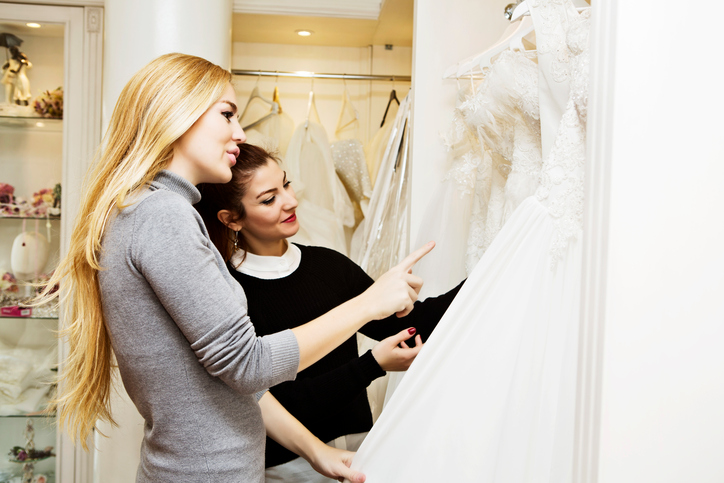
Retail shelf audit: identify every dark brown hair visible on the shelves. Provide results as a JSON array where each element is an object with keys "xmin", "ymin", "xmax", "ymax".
[{"xmin": 196, "ymin": 143, "xmax": 282, "ymax": 264}]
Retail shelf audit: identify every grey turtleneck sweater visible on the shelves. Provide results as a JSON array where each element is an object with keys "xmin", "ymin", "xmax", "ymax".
[{"xmin": 98, "ymin": 170, "xmax": 299, "ymax": 482}]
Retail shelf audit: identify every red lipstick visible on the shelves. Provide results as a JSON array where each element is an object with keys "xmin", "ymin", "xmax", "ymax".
[{"xmin": 282, "ymin": 213, "xmax": 297, "ymax": 223}]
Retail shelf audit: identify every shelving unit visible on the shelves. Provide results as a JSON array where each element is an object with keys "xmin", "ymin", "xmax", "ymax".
[
  {"xmin": 0, "ymin": 23, "xmax": 63, "ymax": 476},
  {"xmin": 1, "ymin": 3, "xmax": 103, "ymax": 482}
]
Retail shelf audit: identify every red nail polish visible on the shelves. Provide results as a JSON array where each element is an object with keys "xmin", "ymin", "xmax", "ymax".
[{"xmin": 408, "ymin": 327, "xmax": 416, "ymax": 335}]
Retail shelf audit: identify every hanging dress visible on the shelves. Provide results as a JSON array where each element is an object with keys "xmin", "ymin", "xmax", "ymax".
[
  {"xmin": 364, "ymin": 99, "xmax": 400, "ymax": 188},
  {"xmin": 461, "ymin": 48, "xmax": 543, "ymax": 270},
  {"xmin": 331, "ymin": 88, "xmax": 373, "ymax": 251},
  {"xmin": 349, "ymin": 3, "xmax": 590, "ymax": 481},
  {"xmin": 353, "ymin": 93, "xmax": 412, "ymax": 279},
  {"xmin": 382, "ymin": 49, "xmax": 543, "ymax": 404},
  {"xmin": 286, "ymin": 93, "xmax": 355, "ymax": 256}
]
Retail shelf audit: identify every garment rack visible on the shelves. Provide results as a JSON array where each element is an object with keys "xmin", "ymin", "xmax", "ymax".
[{"xmin": 232, "ymin": 69, "xmax": 411, "ymax": 82}]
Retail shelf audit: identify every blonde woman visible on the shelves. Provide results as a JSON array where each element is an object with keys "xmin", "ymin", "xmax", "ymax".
[{"xmin": 38, "ymin": 53, "xmax": 432, "ymax": 483}]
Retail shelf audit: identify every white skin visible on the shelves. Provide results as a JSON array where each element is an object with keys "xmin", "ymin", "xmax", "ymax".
[
  {"xmin": 165, "ymin": 83, "xmax": 437, "ymax": 482},
  {"xmin": 217, "ymin": 160, "xmax": 424, "ymax": 372},
  {"xmin": 167, "ymin": 83, "xmax": 245, "ymax": 185}
]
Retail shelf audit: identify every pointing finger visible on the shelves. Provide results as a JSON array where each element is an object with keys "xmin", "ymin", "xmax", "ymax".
[{"xmin": 397, "ymin": 241, "xmax": 435, "ymax": 272}]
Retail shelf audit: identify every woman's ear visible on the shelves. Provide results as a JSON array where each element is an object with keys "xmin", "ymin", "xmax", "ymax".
[{"xmin": 217, "ymin": 210, "xmax": 243, "ymax": 231}]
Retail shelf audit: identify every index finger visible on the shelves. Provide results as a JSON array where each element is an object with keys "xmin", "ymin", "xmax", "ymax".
[{"xmin": 397, "ymin": 241, "xmax": 435, "ymax": 272}]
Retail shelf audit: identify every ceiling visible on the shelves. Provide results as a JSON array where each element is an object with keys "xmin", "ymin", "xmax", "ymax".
[
  {"xmin": 232, "ymin": 0, "xmax": 413, "ymax": 47},
  {"xmin": 0, "ymin": 21, "xmax": 64, "ymax": 39}
]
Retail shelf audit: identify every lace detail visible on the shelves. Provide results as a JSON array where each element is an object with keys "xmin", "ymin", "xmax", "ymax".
[
  {"xmin": 454, "ymin": 49, "xmax": 543, "ymax": 270},
  {"xmin": 331, "ymin": 139, "xmax": 372, "ymax": 204},
  {"xmin": 440, "ymin": 94, "xmax": 484, "ymax": 198},
  {"xmin": 534, "ymin": 6, "xmax": 591, "ymax": 264}
]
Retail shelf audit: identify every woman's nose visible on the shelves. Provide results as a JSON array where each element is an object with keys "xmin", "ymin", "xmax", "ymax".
[
  {"xmin": 232, "ymin": 117, "xmax": 246, "ymax": 143},
  {"xmin": 284, "ymin": 191, "xmax": 298, "ymax": 210}
]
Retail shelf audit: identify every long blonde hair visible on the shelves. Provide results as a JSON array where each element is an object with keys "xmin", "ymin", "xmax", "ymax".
[{"xmin": 37, "ymin": 53, "xmax": 232, "ymax": 449}]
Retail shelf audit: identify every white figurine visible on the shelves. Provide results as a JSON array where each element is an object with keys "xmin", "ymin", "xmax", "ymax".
[{"xmin": 1, "ymin": 46, "xmax": 32, "ymax": 105}]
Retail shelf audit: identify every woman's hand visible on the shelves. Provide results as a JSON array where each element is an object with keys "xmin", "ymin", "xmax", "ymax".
[
  {"xmin": 361, "ymin": 241, "xmax": 435, "ymax": 320},
  {"xmin": 307, "ymin": 444, "xmax": 365, "ymax": 483},
  {"xmin": 371, "ymin": 327, "xmax": 424, "ymax": 372}
]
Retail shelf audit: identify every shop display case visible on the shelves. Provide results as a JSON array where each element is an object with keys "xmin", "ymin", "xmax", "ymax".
[{"xmin": 0, "ymin": 3, "xmax": 102, "ymax": 483}]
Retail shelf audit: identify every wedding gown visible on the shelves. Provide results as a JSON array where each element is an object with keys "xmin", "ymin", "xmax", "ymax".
[
  {"xmin": 383, "ymin": 45, "xmax": 544, "ymax": 409},
  {"xmin": 286, "ymin": 99, "xmax": 355, "ymax": 256},
  {"xmin": 349, "ymin": 2, "xmax": 590, "ymax": 480},
  {"xmin": 354, "ymin": 93, "xmax": 412, "ymax": 280}
]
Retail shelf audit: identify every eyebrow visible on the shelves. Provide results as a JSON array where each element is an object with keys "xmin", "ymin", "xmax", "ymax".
[
  {"xmin": 221, "ymin": 100, "xmax": 238, "ymax": 114},
  {"xmin": 255, "ymin": 171, "xmax": 287, "ymax": 199}
]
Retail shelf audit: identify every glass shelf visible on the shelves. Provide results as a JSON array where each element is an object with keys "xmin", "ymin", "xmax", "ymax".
[
  {"xmin": 0, "ymin": 413, "xmax": 56, "ymax": 419},
  {"xmin": 0, "ymin": 215, "xmax": 61, "ymax": 221},
  {"xmin": 0, "ymin": 303, "xmax": 59, "ymax": 320},
  {"xmin": 0, "ymin": 115, "xmax": 62, "ymax": 132},
  {"xmin": 0, "ymin": 314, "xmax": 58, "ymax": 320}
]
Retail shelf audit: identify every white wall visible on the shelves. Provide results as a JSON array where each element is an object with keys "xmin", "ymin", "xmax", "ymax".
[
  {"xmin": 595, "ymin": 1, "xmax": 724, "ymax": 481},
  {"xmin": 231, "ymin": 41, "xmax": 411, "ymax": 147},
  {"xmin": 408, "ymin": 0, "xmax": 511, "ymax": 250}
]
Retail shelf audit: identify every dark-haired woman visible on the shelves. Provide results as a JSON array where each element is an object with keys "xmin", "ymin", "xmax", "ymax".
[{"xmin": 196, "ymin": 143, "xmax": 464, "ymax": 483}]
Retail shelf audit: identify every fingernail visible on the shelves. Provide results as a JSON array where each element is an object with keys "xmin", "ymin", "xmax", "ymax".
[{"xmin": 408, "ymin": 327, "xmax": 416, "ymax": 335}]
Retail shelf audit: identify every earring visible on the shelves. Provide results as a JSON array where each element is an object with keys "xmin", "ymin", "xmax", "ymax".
[{"xmin": 233, "ymin": 230, "xmax": 240, "ymax": 251}]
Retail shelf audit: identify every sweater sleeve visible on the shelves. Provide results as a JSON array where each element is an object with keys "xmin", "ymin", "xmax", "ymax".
[
  {"xmin": 270, "ymin": 350, "xmax": 385, "ymax": 421},
  {"xmin": 131, "ymin": 195, "xmax": 299, "ymax": 395}
]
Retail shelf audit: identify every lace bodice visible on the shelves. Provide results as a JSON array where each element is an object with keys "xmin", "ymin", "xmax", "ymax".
[
  {"xmin": 443, "ymin": 49, "xmax": 543, "ymax": 271},
  {"xmin": 532, "ymin": 4, "xmax": 591, "ymax": 263}
]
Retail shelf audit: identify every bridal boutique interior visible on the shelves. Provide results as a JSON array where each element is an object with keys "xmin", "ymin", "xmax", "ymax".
[{"xmin": 1, "ymin": 0, "xmax": 724, "ymax": 482}]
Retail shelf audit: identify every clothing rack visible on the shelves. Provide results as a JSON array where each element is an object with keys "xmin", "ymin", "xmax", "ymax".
[{"xmin": 232, "ymin": 69, "xmax": 411, "ymax": 82}]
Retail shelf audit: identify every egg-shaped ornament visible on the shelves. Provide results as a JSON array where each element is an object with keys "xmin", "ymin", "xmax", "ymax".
[{"xmin": 10, "ymin": 231, "xmax": 50, "ymax": 281}]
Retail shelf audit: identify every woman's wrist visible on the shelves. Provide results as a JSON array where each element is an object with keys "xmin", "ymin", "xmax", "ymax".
[{"xmin": 347, "ymin": 292, "xmax": 376, "ymax": 323}]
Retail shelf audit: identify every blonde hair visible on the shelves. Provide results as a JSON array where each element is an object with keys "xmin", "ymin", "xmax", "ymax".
[{"xmin": 37, "ymin": 53, "xmax": 232, "ymax": 449}]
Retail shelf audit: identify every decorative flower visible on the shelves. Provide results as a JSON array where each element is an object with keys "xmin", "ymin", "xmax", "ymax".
[
  {"xmin": 32, "ymin": 87, "xmax": 64, "ymax": 119},
  {"xmin": 1, "ymin": 272, "xmax": 18, "ymax": 293},
  {"xmin": 8, "ymin": 445, "xmax": 55, "ymax": 462},
  {"xmin": 32, "ymin": 188, "xmax": 54, "ymax": 207},
  {"xmin": 0, "ymin": 183, "xmax": 14, "ymax": 204}
]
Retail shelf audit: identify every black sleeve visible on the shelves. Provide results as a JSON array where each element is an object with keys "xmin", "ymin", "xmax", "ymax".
[
  {"xmin": 359, "ymin": 279, "xmax": 466, "ymax": 343},
  {"xmin": 270, "ymin": 350, "xmax": 385, "ymax": 421}
]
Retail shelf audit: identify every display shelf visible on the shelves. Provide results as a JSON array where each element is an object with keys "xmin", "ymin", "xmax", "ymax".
[
  {"xmin": 0, "ymin": 314, "xmax": 58, "ymax": 320},
  {"xmin": 0, "ymin": 215, "xmax": 60, "ymax": 221},
  {"xmin": 1, "ymin": 413, "xmax": 55, "ymax": 419},
  {"xmin": 0, "ymin": 304, "xmax": 59, "ymax": 320},
  {"xmin": 0, "ymin": 115, "xmax": 62, "ymax": 132}
]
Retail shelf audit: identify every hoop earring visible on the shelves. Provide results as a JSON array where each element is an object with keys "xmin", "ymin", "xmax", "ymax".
[{"xmin": 233, "ymin": 231, "xmax": 240, "ymax": 251}]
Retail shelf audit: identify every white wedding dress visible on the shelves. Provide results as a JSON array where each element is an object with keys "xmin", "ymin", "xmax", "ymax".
[
  {"xmin": 349, "ymin": 1, "xmax": 590, "ymax": 480},
  {"xmin": 286, "ymin": 101, "xmax": 356, "ymax": 256},
  {"xmin": 383, "ymin": 47, "xmax": 543, "ymax": 404}
]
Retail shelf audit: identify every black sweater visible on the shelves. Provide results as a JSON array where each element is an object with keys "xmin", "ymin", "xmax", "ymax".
[{"xmin": 229, "ymin": 244, "xmax": 463, "ymax": 468}]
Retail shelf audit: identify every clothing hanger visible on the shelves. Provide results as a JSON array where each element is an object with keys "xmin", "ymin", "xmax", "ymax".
[
  {"xmin": 380, "ymin": 81, "xmax": 400, "ymax": 128},
  {"xmin": 511, "ymin": 0, "xmax": 588, "ymax": 21},
  {"xmin": 304, "ymin": 74, "xmax": 320, "ymax": 130},
  {"xmin": 240, "ymin": 71, "xmax": 281, "ymax": 130},
  {"xmin": 239, "ymin": 72, "xmax": 278, "ymax": 123},
  {"xmin": 472, "ymin": 17, "xmax": 534, "ymax": 75},
  {"xmin": 272, "ymin": 71, "xmax": 283, "ymax": 114},
  {"xmin": 335, "ymin": 77, "xmax": 360, "ymax": 134}
]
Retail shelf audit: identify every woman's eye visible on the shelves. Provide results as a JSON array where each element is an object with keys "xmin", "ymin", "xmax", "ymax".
[
  {"xmin": 283, "ymin": 181, "xmax": 292, "ymax": 189},
  {"xmin": 261, "ymin": 196, "xmax": 276, "ymax": 205},
  {"xmin": 222, "ymin": 111, "xmax": 234, "ymax": 121}
]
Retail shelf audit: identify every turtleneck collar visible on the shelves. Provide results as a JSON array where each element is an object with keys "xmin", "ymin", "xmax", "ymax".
[
  {"xmin": 151, "ymin": 170, "xmax": 201, "ymax": 205},
  {"xmin": 230, "ymin": 242, "xmax": 302, "ymax": 280}
]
